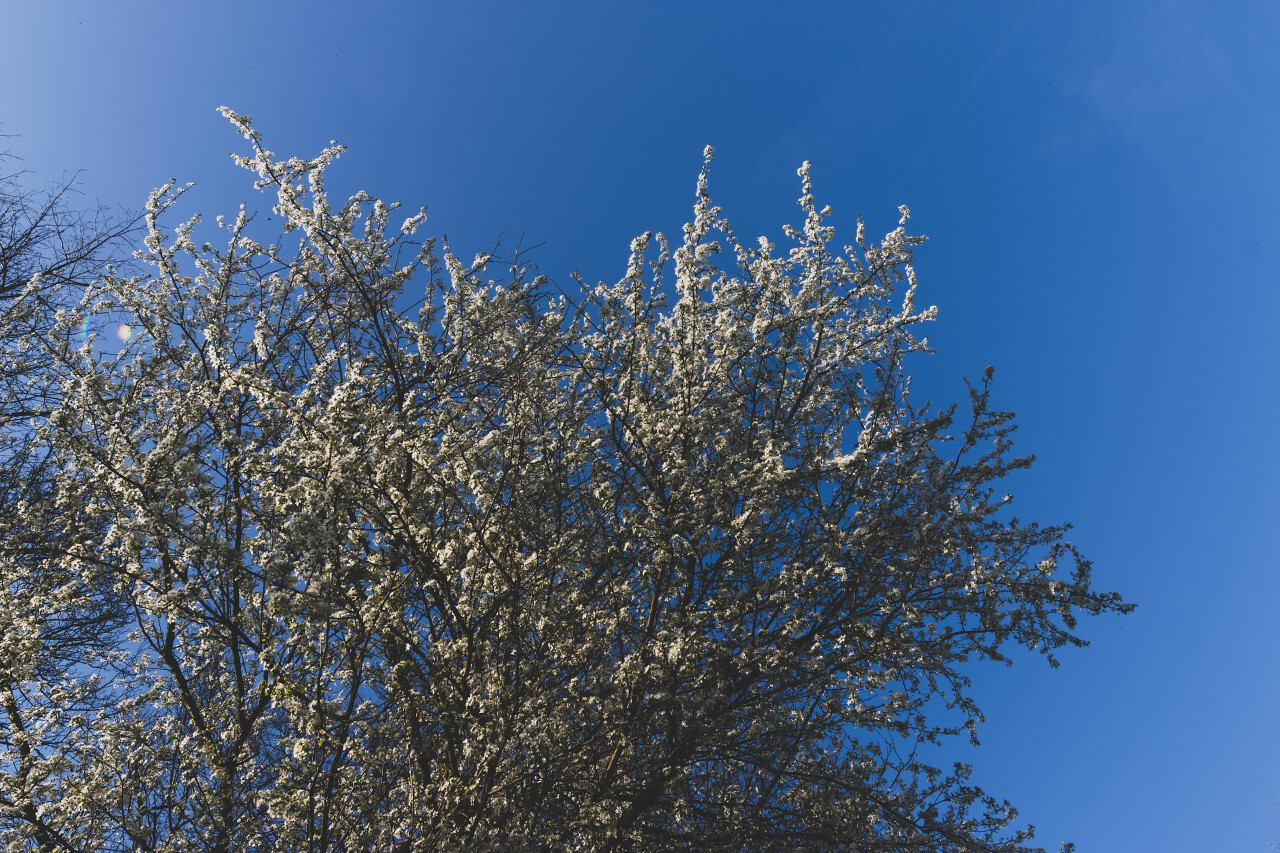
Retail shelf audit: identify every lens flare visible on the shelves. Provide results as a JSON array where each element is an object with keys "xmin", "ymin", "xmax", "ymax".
[{"xmin": 117, "ymin": 324, "xmax": 132, "ymax": 342}]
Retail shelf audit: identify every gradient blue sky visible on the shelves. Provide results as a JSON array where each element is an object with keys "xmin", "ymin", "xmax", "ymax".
[{"xmin": 4, "ymin": 2, "xmax": 1278, "ymax": 849}]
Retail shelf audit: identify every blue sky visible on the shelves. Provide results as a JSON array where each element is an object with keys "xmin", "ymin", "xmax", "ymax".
[{"xmin": 4, "ymin": 1, "xmax": 1278, "ymax": 849}]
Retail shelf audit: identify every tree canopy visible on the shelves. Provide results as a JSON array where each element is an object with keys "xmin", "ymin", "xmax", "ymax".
[{"xmin": 0, "ymin": 111, "xmax": 1131, "ymax": 853}]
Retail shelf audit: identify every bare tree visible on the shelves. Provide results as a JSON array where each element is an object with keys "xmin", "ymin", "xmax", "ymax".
[{"xmin": 0, "ymin": 144, "xmax": 136, "ymax": 421}]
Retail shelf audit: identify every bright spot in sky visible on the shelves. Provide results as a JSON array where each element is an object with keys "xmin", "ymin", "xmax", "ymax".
[{"xmin": 117, "ymin": 324, "xmax": 132, "ymax": 342}]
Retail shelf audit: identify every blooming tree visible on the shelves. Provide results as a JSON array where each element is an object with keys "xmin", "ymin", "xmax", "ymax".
[
  {"xmin": 0, "ymin": 152, "xmax": 138, "ymax": 853},
  {"xmin": 0, "ymin": 111, "xmax": 1131, "ymax": 853}
]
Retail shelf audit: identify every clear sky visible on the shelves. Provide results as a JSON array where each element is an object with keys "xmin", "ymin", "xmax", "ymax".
[{"xmin": 4, "ymin": 1, "xmax": 1278, "ymax": 849}]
